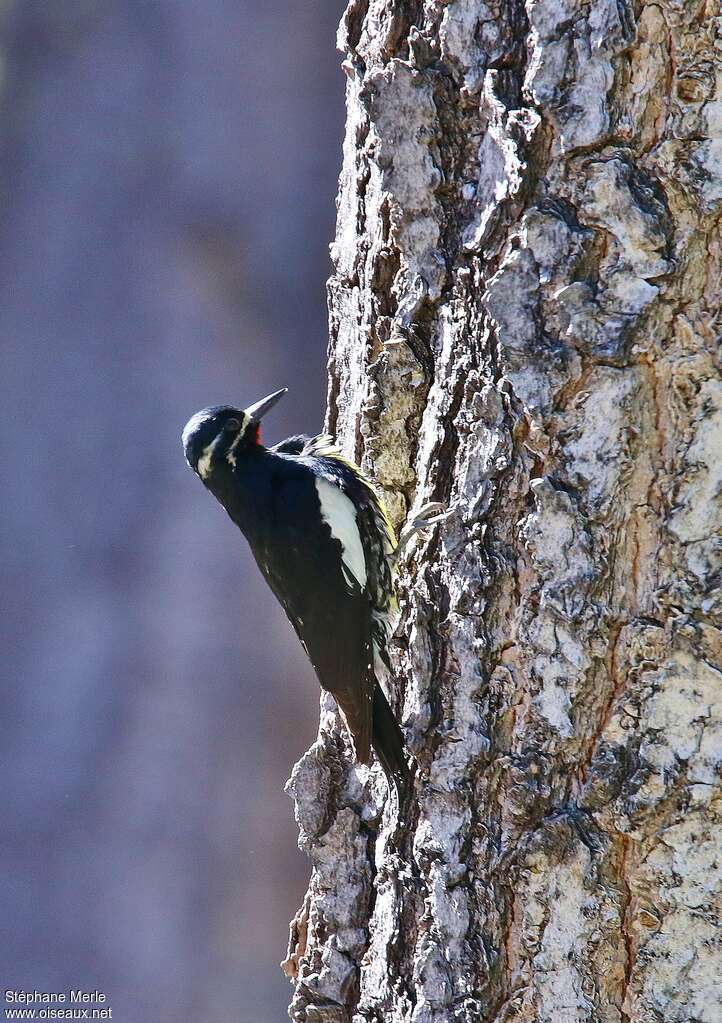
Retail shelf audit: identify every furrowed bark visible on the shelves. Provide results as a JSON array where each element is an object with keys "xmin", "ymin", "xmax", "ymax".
[{"xmin": 284, "ymin": 3, "xmax": 722, "ymax": 1021}]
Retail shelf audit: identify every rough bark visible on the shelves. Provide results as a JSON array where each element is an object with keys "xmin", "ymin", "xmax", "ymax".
[{"xmin": 284, "ymin": 2, "xmax": 721, "ymax": 1021}]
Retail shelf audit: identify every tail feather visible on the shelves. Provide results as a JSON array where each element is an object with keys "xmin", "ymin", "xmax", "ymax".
[{"xmin": 372, "ymin": 684, "xmax": 411, "ymax": 795}]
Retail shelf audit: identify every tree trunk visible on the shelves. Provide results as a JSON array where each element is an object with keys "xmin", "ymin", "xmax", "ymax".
[{"xmin": 284, "ymin": 2, "xmax": 721, "ymax": 1021}]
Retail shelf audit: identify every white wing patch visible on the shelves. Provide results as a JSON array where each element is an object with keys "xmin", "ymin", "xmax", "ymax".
[{"xmin": 315, "ymin": 477, "xmax": 367, "ymax": 589}]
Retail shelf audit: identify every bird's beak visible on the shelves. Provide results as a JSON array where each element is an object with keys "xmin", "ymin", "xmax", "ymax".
[{"xmin": 244, "ymin": 387, "xmax": 288, "ymax": 423}]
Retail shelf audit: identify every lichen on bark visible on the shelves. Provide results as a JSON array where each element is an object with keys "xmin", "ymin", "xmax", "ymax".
[{"xmin": 285, "ymin": 2, "xmax": 722, "ymax": 1021}]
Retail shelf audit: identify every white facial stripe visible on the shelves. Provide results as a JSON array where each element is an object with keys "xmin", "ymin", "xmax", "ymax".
[
  {"xmin": 197, "ymin": 434, "xmax": 222, "ymax": 479},
  {"xmin": 315, "ymin": 477, "xmax": 367, "ymax": 589},
  {"xmin": 226, "ymin": 413, "xmax": 251, "ymax": 467}
]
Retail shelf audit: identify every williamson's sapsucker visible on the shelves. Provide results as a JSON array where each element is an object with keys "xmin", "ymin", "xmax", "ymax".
[{"xmin": 182, "ymin": 388, "xmax": 410, "ymax": 793}]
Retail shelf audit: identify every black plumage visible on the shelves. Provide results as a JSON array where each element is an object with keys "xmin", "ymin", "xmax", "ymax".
[{"xmin": 182, "ymin": 389, "xmax": 409, "ymax": 793}]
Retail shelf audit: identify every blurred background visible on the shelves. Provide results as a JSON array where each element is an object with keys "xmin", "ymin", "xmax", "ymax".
[{"xmin": 0, "ymin": 1, "xmax": 343, "ymax": 1019}]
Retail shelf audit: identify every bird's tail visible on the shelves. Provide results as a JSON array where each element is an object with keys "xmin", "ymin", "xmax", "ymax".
[{"xmin": 372, "ymin": 684, "xmax": 411, "ymax": 797}]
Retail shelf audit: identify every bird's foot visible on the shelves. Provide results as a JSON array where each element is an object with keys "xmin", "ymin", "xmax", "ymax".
[{"xmin": 395, "ymin": 501, "xmax": 453, "ymax": 559}]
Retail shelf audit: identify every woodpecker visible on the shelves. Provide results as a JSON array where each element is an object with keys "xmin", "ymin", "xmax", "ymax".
[{"xmin": 182, "ymin": 388, "xmax": 410, "ymax": 793}]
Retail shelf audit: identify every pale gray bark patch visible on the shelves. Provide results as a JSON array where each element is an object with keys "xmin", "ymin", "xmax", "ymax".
[{"xmin": 286, "ymin": 2, "xmax": 722, "ymax": 1021}]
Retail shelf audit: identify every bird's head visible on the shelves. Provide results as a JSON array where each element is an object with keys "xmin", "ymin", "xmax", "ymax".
[{"xmin": 182, "ymin": 387, "xmax": 287, "ymax": 479}]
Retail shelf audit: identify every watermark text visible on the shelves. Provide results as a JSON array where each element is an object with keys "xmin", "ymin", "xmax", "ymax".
[{"xmin": 5, "ymin": 990, "xmax": 112, "ymax": 1020}]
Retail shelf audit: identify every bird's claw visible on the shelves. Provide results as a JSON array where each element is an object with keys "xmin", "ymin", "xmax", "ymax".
[
  {"xmin": 408, "ymin": 501, "xmax": 449, "ymax": 531},
  {"xmin": 395, "ymin": 501, "xmax": 453, "ymax": 559}
]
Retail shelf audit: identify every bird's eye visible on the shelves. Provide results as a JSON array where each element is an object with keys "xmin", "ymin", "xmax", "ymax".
[{"xmin": 224, "ymin": 418, "xmax": 242, "ymax": 433}]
